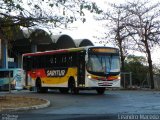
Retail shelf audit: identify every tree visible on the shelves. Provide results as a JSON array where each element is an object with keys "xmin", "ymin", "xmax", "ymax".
[
  {"xmin": 153, "ymin": 64, "xmax": 160, "ymax": 75},
  {"xmin": 0, "ymin": 0, "xmax": 102, "ymax": 41},
  {"xmin": 95, "ymin": 3, "xmax": 135, "ymax": 72},
  {"xmin": 122, "ymin": 0, "xmax": 160, "ymax": 89},
  {"xmin": 124, "ymin": 55, "xmax": 149, "ymax": 87},
  {"xmin": 94, "ymin": 2, "xmax": 138, "ymax": 88}
]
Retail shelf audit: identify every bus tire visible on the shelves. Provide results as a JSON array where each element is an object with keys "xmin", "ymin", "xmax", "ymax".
[
  {"xmin": 36, "ymin": 78, "xmax": 47, "ymax": 93},
  {"xmin": 96, "ymin": 88, "xmax": 105, "ymax": 95},
  {"xmin": 59, "ymin": 88, "xmax": 69, "ymax": 94},
  {"xmin": 68, "ymin": 78, "xmax": 79, "ymax": 94}
]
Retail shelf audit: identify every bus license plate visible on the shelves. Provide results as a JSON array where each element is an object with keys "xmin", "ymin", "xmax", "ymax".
[{"xmin": 103, "ymin": 82, "xmax": 109, "ymax": 85}]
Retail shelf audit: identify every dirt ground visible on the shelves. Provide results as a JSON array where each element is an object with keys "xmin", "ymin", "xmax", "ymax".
[{"xmin": 0, "ymin": 95, "xmax": 47, "ymax": 112}]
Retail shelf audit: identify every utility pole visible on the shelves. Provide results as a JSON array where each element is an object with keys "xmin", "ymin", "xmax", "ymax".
[
  {"xmin": 130, "ymin": 72, "xmax": 132, "ymax": 87},
  {"xmin": 9, "ymin": 70, "xmax": 11, "ymax": 93},
  {"xmin": 2, "ymin": 39, "xmax": 8, "ymax": 68}
]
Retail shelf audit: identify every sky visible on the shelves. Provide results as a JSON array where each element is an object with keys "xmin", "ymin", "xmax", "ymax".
[{"xmin": 55, "ymin": 0, "xmax": 127, "ymax": 44}]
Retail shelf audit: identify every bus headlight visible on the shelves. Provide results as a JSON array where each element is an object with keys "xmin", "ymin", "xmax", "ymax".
[{"xmin": 87, "ymin": 75, "xmax": 92, "ymax": 79}]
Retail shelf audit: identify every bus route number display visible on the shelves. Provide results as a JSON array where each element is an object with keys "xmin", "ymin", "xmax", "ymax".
[{"xmin": 91, "ymin": 48, "xmax": 118, "ymax": 53}]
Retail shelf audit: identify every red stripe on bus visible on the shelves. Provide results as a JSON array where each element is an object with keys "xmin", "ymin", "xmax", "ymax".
[
  {"xmin": 23, "ymin": 49, "xmax": 68, "ymax": 56},
  {"xmin": 28, "ymin": 69, "xmax": 47, "ymax": 78}
]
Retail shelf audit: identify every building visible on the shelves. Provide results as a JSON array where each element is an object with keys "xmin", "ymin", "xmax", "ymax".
[{"xmin": 0, "ymin": 28, "xmax": 94, "ymax": 69}]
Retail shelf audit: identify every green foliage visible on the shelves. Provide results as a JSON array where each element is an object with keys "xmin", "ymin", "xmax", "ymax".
[
  {"xmin": 0, "ymin": 18, "xmax": 21, "ymax": 41},
  {"xmin": 124, "ymin": 55, "xmax": 149, "ymax": 86},
  {"xmin": 80, "ymin": 1, "xmax": 103, "ymax": 15},
  {"xmin": 153, "ymin": 64, "xmax": 160, "ymax": 75},
  {"xmin": 126, "ymin": 55, "xmax": 147, "ymax": 64},
  {"xmin": 1, "ymin": 0, "xmax": 102, "ymax": 26}
]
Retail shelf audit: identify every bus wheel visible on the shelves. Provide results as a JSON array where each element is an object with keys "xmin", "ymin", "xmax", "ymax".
[
  {"xmin": 68, "ymin": 79, "xmax": 79, "ymax": 94},
  {"xmin": 36, "ymin": 79, "xmax": 42, "ymax": 93},
  {"xmin": 59, "ymin": 88, "xmax": 69, "ymax": 94},
  {"xmin": 36, "ymin": 79, "xmax": 47, "ymax": 93},
  {"xmin": 96, "ymin": 88, "xmax": 105, "ymax": 95}
]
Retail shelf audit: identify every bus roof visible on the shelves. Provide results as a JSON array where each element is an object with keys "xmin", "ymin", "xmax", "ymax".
[
  {"xmin": 22, "ymin": 46, "xmax": 119, "ymax": 57},
  {"xmin": 23, "ymin": 47, "xmax": 87, "ymax": 57}
]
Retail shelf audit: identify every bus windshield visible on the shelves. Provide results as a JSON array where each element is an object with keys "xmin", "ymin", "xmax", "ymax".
[{"xmin": 87, "ymin": 54, "xmax": 120, "ymax": 75}]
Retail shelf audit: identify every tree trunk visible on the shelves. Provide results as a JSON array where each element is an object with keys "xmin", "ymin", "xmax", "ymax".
[
  {"xmin": 120, "ymin": 47, "xmax": 125, "ymax": 72},
  {"xmin": 118, "ymin": 40, "xmax": 125, "ymax": 72},
  {"xmin": 147, "ymin": 50, "xmax": 154, "ymax": 89},
  {"xmin": 144, "ymin": 40, "xmax": 154, "ymax": 89},
  {"xmin": 118, "ymin": 39, "xmax": 126, "ymax": 88}
]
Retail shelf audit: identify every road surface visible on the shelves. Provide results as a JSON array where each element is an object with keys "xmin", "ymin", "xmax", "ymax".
[{"xmin": 1, "ymin": 90, "xmax": 160, "ymax": 120}]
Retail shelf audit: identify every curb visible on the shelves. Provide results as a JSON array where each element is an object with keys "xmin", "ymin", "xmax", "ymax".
[{"xmin": 1, "ymin": 98, "xmax": 50, "ymax": 112}]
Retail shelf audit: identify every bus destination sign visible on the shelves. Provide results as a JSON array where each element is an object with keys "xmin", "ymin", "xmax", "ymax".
[{"xmin": 91, "ymin": 48, "xmax": 118, "ymax": 53}]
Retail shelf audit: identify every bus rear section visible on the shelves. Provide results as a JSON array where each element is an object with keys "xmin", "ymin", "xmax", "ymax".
[
  {"xmin": 22, "ymin": 47, "xmax": 121, "ymax": 94},
  {"xmin": 22, "ymin": 49, "xmax": 85, "ymax": 94}
]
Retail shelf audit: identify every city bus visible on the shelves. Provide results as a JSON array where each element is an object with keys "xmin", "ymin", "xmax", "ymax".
[
  {"xmin": 0, "ymin": 68, "xmax": 25, "ymax": 91},
  {"xmin": 22, "ymin": 46, "xmax": 120, "ymax": 94}
]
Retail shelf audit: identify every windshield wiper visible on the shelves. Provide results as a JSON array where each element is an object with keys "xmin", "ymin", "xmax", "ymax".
[
  {"xmin": 109, "ymin": 56, "xmax": 112, "ymax": 71},
  {"xmin": 104, "ymin": 56, "xmax": 112, "ymax": 75}
]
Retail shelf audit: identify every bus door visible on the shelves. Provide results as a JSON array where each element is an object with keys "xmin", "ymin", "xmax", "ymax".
[
  {"xmin": 77, "ymin": 52, "xmax": 85, "ymax": 87},
  {"xmin": 23, "ymin": 56, "xmax": 32, "ymax": 86}
]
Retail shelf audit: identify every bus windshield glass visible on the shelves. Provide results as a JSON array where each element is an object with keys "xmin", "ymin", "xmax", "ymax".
[{"xmin": 87, "ymin": 54, "xmax": 120, "ymax": 75}]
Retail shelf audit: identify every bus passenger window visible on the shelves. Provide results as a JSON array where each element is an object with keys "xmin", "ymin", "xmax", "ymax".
[{"xmin": 23, "ymin": 56, "xmax": 32, "ymax": 70}]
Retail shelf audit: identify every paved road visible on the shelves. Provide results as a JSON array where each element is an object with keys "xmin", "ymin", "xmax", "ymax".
[{"xmin": 1, "ymin": 90, "xmax": 160, "ymax": 120}]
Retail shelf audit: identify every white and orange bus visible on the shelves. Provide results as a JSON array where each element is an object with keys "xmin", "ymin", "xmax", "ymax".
[{"xmin": 22, "ymin": 46, "xmax": 120, "ymax": 94}]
